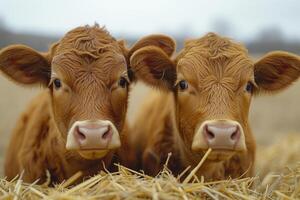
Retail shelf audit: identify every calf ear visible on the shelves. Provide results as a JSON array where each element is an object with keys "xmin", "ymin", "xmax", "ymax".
[
  {"xmin": 128, "ymin": 34, "xmax": 176, "ymax": 58},
  {"xmin": 254, "ymin": 51, "xmax": 300, "ymax": 93},
  {"xmin": 125, "ymin": 35, "xmax": 175, "ymax": 82},
  {"xmin": 130, "ymin": 46, "xmax": 176, "ymax": 91},
  {"xmin": 0, "ymin": 45, "xmax": 51, "ymax": 86}
]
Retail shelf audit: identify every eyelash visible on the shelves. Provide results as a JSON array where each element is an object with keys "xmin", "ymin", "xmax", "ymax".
[
  {"xmin": 245, "ymin": 81, "xmax": 254, "ymax": 93},
  {"xmin": 118, "ymin": 77, "xmax": 129, "ymax": 88},
  {"xmin": 177, "ymin": 80, "xmax": 188, "ymax": 91},
  {"xmin": 53, "ymin": 79, "xmax": 62, "ymax": 89}
]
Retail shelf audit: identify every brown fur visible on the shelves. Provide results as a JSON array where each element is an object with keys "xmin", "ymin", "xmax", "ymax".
[
  {"xmin": 0, "ymin": 25, "xmax": 175, "ymax": 184},
  {"xmin": 128, "ymin": 33, "xmax": 300, "ymax": 181}
]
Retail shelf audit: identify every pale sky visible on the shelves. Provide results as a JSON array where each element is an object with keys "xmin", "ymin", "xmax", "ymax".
[{"xmin": 0, "ymin": 0, "xmax": 299, "ymax": 40}]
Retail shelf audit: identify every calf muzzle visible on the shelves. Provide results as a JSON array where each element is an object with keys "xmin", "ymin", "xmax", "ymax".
[
  {"xmin": 66, "ymin": 120, "xmax": 121, "ymax": 159},
  {"xmin": 192, "ymin": 120, "xmax": 246, "ymax": 152}
]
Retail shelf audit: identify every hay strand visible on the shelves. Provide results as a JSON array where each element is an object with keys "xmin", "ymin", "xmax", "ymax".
[{"xmin": 0, "ymin": 135, "xmax": 299, "ymax": 199}]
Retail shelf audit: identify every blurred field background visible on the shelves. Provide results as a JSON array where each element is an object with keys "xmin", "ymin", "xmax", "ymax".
[{"xmin": 0, "ymin": 0, "xmax": 300, "ymax": 180}]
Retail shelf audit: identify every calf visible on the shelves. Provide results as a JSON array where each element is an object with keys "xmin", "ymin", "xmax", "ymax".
[
  {"xmin": 129, "ymin": 33, "xmax": 300, "ymax": 180},
  {"xmin": 0, "ymin": 25, "xmax": 175, "ymax": 184}
]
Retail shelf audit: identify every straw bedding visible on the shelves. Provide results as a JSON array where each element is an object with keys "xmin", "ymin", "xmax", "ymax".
[{"xmin": 0, "ymin": 134, "xmax": 299, "ymax": 200}]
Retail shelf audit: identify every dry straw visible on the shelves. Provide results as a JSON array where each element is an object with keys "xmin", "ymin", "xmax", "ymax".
[{"xmin": 0, "ymin": 134, "xmax": 299, "ymax": 200}]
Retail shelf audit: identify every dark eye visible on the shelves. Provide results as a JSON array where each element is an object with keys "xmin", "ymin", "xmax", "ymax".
[
  {"xmin": 118, "ymin": 77, "xmax": 128, "ymax": 88},
  {"xmin": 178, "ymin": 80, "xmax": 188, "ymax": 90},
  {"xmin": 53, "ymin": 79, "xmax": 62, "ymax": 89},
  {"xmin": 245, "ymin": 82, "xmax": 254, "ymax": 93}
]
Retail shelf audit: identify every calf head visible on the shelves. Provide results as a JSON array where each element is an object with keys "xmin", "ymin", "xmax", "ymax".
[
  {"xmin": 130, "ymin": 33, "xmax": 300, "ymax": 162},
  {"xmin": 0, "ymin": 25, "xmax": 175, "ymax": 160}
]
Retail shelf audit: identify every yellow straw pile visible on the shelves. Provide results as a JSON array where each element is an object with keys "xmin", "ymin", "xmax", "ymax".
[{"xmin": 0, "ymin": 134, "xmax": 299, "ymax": 200}]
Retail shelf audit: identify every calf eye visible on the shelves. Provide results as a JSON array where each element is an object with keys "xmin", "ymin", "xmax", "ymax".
[
  {"xmin": 178, "ymin": 80, "xmax": 188, "ymax": 90},
  {"xmin": 53, "ymin": 79, "xmax": 62, "ymax": 89},
  {"xmin": 118, "ymin": 77, "xmax": 128, "ymax": 88},
  {"xmin": 245, "ymin": 82, "xmax": 254, "ymax": 93}
]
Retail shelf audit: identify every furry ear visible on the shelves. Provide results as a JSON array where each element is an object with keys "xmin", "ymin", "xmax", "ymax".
[
  {"xmin": 123, "ymin": 34, "xmax": 175, "ymax": 82},
  {"xmin": 254, "ymin": 51, "xmax": 300, "ymax": 93},
  {"xmin": 130, "ymin": 46, "xmax": 176, "ymax": 91},
  {"xmin": 0, "ymin": 45, "xmax": 52, "ymax": 86},
  {"xmin": 128, "ymin": 34, "xmax": 176, "ymax": 59}
]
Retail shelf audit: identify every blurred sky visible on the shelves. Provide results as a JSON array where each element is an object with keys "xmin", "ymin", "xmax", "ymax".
[{"xmin": 0, "ymin": 0, "xmax": 299, "ymax": 40}]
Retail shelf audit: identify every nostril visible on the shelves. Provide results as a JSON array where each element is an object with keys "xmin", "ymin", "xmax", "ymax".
[
  {"xmin": 76, "ymin": 127, "xmax": 86, "ymax": 141},
  {"xmin": 230, "ymin": 129, "xmax": 240, "ymax": 141},
  {"xmin": 205, "ymin": 125, "xmax": 215, "ymax": 139},
  {"xmin": 102, "ymin": 125, "xmax": 112, "ymax": 140}
]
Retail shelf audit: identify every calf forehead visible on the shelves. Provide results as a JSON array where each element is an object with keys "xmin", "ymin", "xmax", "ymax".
[
  {"xmin": 177, "ymin": 33, "xmax": 253, "ymax": 87},
  {"xmin": 51, "ymin": 25, "xmax": 127, "ymax": 85},
  {"xmin": 52, "ymin": 52, "xmax": 126, "ymax": 84},
  {"xmin": 56, "ymin": 25, "xmax": 120, "ymax": 55}
]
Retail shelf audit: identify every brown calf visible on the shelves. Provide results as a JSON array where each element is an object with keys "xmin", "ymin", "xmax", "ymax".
[
  {"xmin": 129, "ymin": 33, "xmax": 300, "ymax": 180},
  {"xmin": 0, "ymin": 25, "xmax": 175, "ymax": 184}
]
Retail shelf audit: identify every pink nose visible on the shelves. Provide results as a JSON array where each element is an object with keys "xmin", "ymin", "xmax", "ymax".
[
  {"xmin": 74, "ymin": 123, "xmax": 113, "ymax": 149},
  {"xmin": 203, "ymin": 122, "xmax": 240, "ymax": 150}
]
